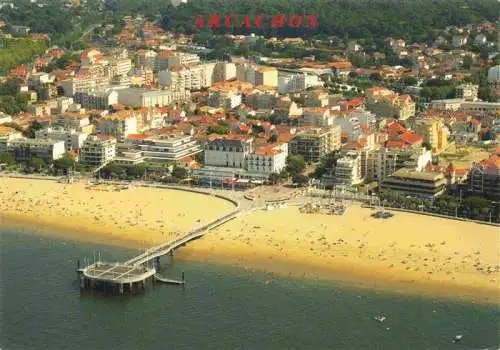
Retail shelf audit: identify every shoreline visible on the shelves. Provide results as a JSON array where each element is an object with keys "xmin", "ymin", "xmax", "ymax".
[
  {"xmin": 1, "ymin": 177, "xmax": 499, "ymax": 305},
  {"xmin": 2, "ymin": 216, "xmax": 498, "ymax": 305}
]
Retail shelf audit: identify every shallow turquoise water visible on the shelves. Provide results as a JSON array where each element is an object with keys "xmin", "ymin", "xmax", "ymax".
[{"xmin": 0, "ymin": 226, "xmax": 498, "ymax": 350}]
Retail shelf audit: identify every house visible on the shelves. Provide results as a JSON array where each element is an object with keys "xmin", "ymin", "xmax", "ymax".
[{"xmin": 452, "ymin": 35, "xmax": 468, "ymax": 48}]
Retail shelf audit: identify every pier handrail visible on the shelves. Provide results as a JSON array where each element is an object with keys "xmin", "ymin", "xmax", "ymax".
[{"xmin": 123, "ymin": 209, "xmax": 240, "ymax": 266}]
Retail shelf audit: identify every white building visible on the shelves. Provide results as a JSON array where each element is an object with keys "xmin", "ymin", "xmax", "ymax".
[
  {"xmin": 61, "ymin": 72, "xmax": 105, "ymax": 97},
  {"xmin": 35, "ymin": 127, "xmax": 89, "ymax": 152},
  {"xmin": 166, "ymin": 52, "xmax": 200, "ymax": 70},
  {"xmin": 278, "ymin": 73, "xmax": 323, "ymax": 93},
  {"xmin": 8, "ymin": 138, "xmax": 66, "ymax": 162},
  {"xmin": 487, "ymin": 65, "xmax": 500, "ymax": 88},
  {"xmin": 213, "ymin": 62, "xmax": 237, "ymax": 82},
  {"xmin": 452, "ymin": 35, "xmax": 468, "ymax": 48},
  {"xmin": 247, "ymin": 143, "xmax": 288, "ymax": 174},
  {"xmin": 455, "ymin": 84, "xmax": 478, "ymax": 101},
  {"xmin": 333, "ymin": 151, "xmax": 364, "ymax": 186},
  {"xmin": 117, "ymin": 88, "xmax": 191, "ymax": 108},
  {"xmin": 96, "ymin": 114, "xmax": 138, "ymax": 142},
  {"xmin": 79, "ymin": 135, "xmax": 116, "ymax": 166},
  {"xmin": 158, "ymin": 64, "xmax": 215, "ymax": 91},
  {"xmin": 204, "ymin": 136, "xmax": 254, "ymax": 168},
  {"xmin": 136, "ymin": 133, "xmax": 202, "ymax": 162},
  {"xmin": 208, "ymin": 91, "xmax": 242, "ymax": 109},
  {"xmin": 429, "ymin": 98, "xmax": 464, "ymax": 111}
]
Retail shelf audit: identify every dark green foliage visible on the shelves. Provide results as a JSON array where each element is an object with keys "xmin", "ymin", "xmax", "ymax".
[
  {"xmin": 160, "ymin": 0, "xmax": 498, "ymax": 41},
  {"xmin": 0, "ymin": 152, "xmax": 15, "ymax": 165},
  {"xmin": 171, "ymin": 165, "xmax": 188, "ymax": 180},
  {"xmin": 286, "ymin": 155, "xmax": 306, "ymax": 177},
  {"xmin": 53, "ymin": 155, "xmax": 76, "ymax": 170},
  {"xmin": 0, "ymin": 78, "xmax": 29, "ymax": 115}
]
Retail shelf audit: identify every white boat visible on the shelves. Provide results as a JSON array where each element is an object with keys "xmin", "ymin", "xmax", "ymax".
[
  {"xmin": 453, "ymin": 335, "xmax": 463, "ymax": 342},
  {"xmin": 373, "ymin": 316, "xmax": 386, "ymax": 322}
]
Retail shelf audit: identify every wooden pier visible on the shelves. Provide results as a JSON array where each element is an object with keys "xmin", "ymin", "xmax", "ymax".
[{"xmin": 77, "ymin": 209, "xmax": 240, "ymax": 295}]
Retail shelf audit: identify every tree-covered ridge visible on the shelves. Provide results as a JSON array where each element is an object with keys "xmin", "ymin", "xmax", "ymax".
[
  {"xmin": 0, "ymin": 38, "xmax": 46, "ymax": 72},
  {"xmin": 161, "ymin": 0, "xmax": 499, "ymax": 40}
]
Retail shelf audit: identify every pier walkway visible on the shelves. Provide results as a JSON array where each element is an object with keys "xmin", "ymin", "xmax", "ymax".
[{"xmin": 124, "ymin": 208, "xmax": 240, "ymax": 266}]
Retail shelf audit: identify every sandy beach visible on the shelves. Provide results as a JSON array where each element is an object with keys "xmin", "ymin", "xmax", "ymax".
[
  {"xmin": 179, "ymin": 205, "xmax": 500, "ymax": 303},
  {"xmin": 1, "ymin": 177, "xmax": 498, "ymax": 303},
  {"xmin": 0, "ymin": 177, "xmax": 235, "ymax": 247}
]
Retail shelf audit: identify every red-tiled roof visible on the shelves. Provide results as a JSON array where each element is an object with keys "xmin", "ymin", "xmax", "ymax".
[
  {"xmin": 126, "ymin": 134, "xmax": 148, "ymax": 140},
  {"xmin": 398, "ymin": 131, "xmax": 423, "ymax": 145},
  {"xmin": 385, "ymin": 121, "xmax": 407, "ymax": 134}
]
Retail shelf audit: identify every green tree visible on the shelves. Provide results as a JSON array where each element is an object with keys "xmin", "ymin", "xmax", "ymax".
[
  {"xmin": 0, "ymin": 152, "xmax": 15, "ymax": 165},
  {"xmin": 292, "ymin": 173, "xmax": 308, "ymax": 186},
  {"xmin": 269, "ymin": 172, "xmax": 281, "ymax": 185},
  {"xmin": 126, "ymin": 164, "xmax": 147, "ymax": 178},
  {"xmin": 171, "ymin": 165, "xmax": 188, "ymax": 180},
  {"xmin": 286, "ymin": 155, "xmax": 306, "ymax": 176},
  {"xmin": 478, "ymin": 86, "xmax": 496, "ymax": 102},
  {"xmin": 462, "ymin": 55, "xmax": 473, "ymax": 69},
  {"xmin": 102, "ymin": 163, "xmax": 125, "ymax": 178},
  {"xmin": 30, "ymin": 157, "xmax": 46, "ymax": 171},
  {"xmin": 53, "ymin": 155, "xmax": 75, "ymax": 171}
]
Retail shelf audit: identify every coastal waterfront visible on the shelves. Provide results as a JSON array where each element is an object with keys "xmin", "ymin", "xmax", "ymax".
[
  {"xmin": 1, "ymin": 227, "xmax": 499, "ymax": 350},
  {"xmin": 1, "ymin": 177, "xmax": 498, "ymax": 303}
]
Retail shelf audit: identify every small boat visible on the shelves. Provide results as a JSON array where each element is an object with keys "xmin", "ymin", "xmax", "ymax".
[
  {"xmin": 373, "ymin": 316, "xmax": 386, "ymax": 323},
  {"xmin": 453, "ymin": 335, "xmax": 463, "ymax": 342}
]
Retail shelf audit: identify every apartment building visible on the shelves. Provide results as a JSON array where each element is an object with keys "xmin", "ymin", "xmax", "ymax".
[
  {"xmin": 289, "ymin": 126, "xmax": 341, "ymax": 163},
  {"xmin": 364, "ymin": 146, "xmax": 432, "ymax": 182},
  {"xmin": 0, "ymin": 126, "xmax": 23, "ymax": 152},
  {"xmin": 329, "ymin": 151, "xmax": 364, "ymax": 187},
  {"xmin": 52, "ymin": 113, "xmax": 93, "ymax": 134},
  {"xmin": 254, "ymin": 67, "xmax": 278, "ymax": 87},
  {"xmin": 278, "ymin": 73, "xmax": 323, "ymax": 93},
  {"xmin": 117, "ymin": 88, "xmax": 191, "ymax": 108},
  {"xmin": 467, "ymin": 155, "xmax": 500, "ymax": 199},
  {"xmin": 204, "ymin": 136, "xmax": 254, "ymax": 168},
  {"xmin": 300, "ymin": 108, "xmax": 333, "ymax": 127},
  {"xmin": 8, "ymin": 138, "xmax": 66, "ymax": 162},
  {"xmin": 96, "ymin": 113, "xmax": 138, "ymax": 142},
  {"xmin": 246, "ymin": 143, "xmax": 288, "ymax": 175},
  {"xmin": 166, "ymin": 52, "xmax": 201, "ymax": 70},
  {"xmin": 35, "ymin": 127, "xmax": 88, "ymax": 152},
  {"xmin": 381, "ymin": 168, "xmax": 447, "ymax": 198},
  {"xmin": 74, "ymin": 90, "xmax": 119, "ymax": 110},
  {"xmin": 213, "ymin": 62, "xmax": 237, "ymax": 82},
  {"xmin": 455, "ymin": 84, "xmax": 478, "ymax": 101},
  {"xmin": 79, "ymin": 135, "xmax": 117, "ymax": 166},
  {"xmin": 158, "ymin": 63, "xmax": 215, "ymax": 91},
  {"xmin": 137, "ymin": 133, "xmax": 202, "ymax": 162},
  {"xmin": 413, "ymin": 117, "xmax": 449, "ymax": 153},
  {"xmin": 135, "ymin": 49, "xmax": 158, "ymax": 69},
  {"xmin": 366, "ymin": 87, "xmax": 416, "ymax": 120}
]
